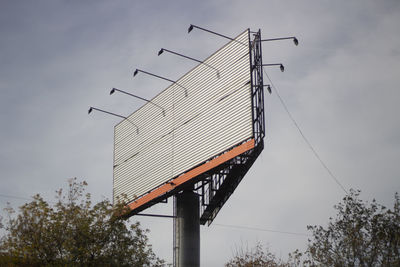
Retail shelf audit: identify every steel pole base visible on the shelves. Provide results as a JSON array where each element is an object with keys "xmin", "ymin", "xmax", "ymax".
[{"xmin": 174, "ymin": 190, "xmax": 200, "ymax": 267}]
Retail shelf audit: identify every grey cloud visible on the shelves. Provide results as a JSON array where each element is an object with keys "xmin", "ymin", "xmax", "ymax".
[{"xmin": 1, "ymin": 1, "xmax": 400, "ymax": 266}]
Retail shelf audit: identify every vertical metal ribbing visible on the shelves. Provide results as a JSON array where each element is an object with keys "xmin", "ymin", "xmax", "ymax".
[
  {"xmin": 257, "ymin": 29, "xmax": 265, "ymax": 141},
  {"xmin": 251, "ymin": 29, "xmax": 265, "ymax": 145},
  {"xmin": 248, "ymin": 28, "xmax": 255, "ymax": 140}
]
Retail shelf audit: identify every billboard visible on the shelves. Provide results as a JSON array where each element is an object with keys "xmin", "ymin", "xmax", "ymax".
[{"xmin": 113, "ymin": 30, "xmax": 254, "ymax": 213}]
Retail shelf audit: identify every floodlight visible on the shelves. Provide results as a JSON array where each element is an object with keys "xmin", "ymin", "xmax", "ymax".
[
  {"xmin": 157, "ymin": 47, "xmax": 220, "ymax": 78},
  {"xmin": 87, "ymin": 106, "xmax": 139, "ymax": 134},
  {"xmin": 88, "ymin": 106, "xmax": 126, "ymax": 119},
  {"xmin": 110, "ymin": 87, "xmax": 166, "ymax": 116},
  {"xmin": 133, "ymin": 69, "xmax": 174, "ymax": 82},
  {"xmin": 187, "ymin": 24, "xmax": 234, "ymax": 41},
  {"xmin": 261, "ymin": 36, "xmax": 299, "ymax": 46},
  {"xmin": 264, "ymin": 85, "xmax": 272, "ymax": 94},
  {"xmin": 261, "ymin": 63, "xmax": 285, "ymax": 72},
  {"xmin": 133, "ymin": 69, "xmax": 188, "ymax": 97}
]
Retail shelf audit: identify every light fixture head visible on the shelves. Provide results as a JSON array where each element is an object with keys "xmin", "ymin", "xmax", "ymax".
[
  {"xmin": 188, "ymin": 24, "xmax": 193, "ymax": 33},
  {"xmin": 110, "ymin": 88, "xmax": 115, "ymax": 95},
  {"xmin": 280, "ymin": 64, "xmax": 285, "ymax": 72},
  {"xmin": 266, "ymin": 85, "xmax": 272, "ymax": 94},
  {"xmin": 158, "ymin": 48, "xmax": 164, "ymax": 56},
  {"xmin": 88, "ymin": 107, "xmax": 93, "ymax": 114},
  {"xmin": 293, "ymin": 37, "xmax": 299, "ymax": 46},
  {"xmin": 133, "ymin": 69, "xmax": 139, "ymax": 77}
]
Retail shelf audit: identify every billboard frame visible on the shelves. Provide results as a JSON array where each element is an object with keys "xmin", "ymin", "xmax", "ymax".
[{"xmin": 119, "ymin": 29, "xmax": 265, "ymax": 225}]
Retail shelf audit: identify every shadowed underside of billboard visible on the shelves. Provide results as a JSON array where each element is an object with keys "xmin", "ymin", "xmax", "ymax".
[{"xmin": 113, "ymin": 29, "xmax": 264, "ymax": 224}]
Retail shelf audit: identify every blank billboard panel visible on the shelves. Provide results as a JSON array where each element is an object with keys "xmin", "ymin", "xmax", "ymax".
[{"xmin": 113, "ymin": 30, "xmax": 252, "ymax": 206}]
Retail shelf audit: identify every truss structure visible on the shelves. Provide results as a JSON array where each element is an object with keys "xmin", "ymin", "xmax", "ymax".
[{"xmin": 195, "ymin": 30, "xmax": 265, "ymax": 225}]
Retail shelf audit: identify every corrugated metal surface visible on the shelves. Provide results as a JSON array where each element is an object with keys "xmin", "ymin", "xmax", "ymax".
[{"xmin": 113, "ymin": 30, "xmax": 252, "ymax": 204}]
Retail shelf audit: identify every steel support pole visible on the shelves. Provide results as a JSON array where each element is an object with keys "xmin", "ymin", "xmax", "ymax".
[{"xmin": 174, "ymin": 189, "xmax": 200, "ymax": 267}]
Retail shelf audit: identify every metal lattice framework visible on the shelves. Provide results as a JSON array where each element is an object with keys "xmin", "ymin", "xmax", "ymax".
[{"xmin": 195, "ymin": 30, "xmax": 265, "ymax": 225}]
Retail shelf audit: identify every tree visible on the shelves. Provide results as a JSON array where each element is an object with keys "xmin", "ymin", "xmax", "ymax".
[
  {"xmin": 0, "ymin": 178, "xmax": 165, "ymax": 267},
  {"xmin": 225, "ymin": 190, "xmax": 400, "ymax": 267},
  {"xmin": 225, "ymin": 242, "xmax": 290, "ymax": 267},
  {"xmin": 303, "ymin": 189, "xmax": 400, "ymax": 266}
]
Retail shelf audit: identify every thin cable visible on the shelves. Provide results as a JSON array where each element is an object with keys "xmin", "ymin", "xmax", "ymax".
[
  {"xmin": 0, "ymin": 193, "xmax": 32, "ymax": 202},
  {"xmin": 214, "ymin": 223, "xmax": 310, "ymax": 237},
  {"xmin": 0, "ymin": 193, "xmax": 58, "ymax": 205},
  {"xmin": 263, "ymin": 68, "xmax": 348, "ymax": 194}
]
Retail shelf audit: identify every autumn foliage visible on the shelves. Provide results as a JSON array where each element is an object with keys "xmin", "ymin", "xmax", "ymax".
[
  {"xmin": 226, "ymin": 190, "xmax": 400, "ymax": 267},
  {"xmin": 0, "ymin": 178, "xmax": 164, "ymax": 267}
]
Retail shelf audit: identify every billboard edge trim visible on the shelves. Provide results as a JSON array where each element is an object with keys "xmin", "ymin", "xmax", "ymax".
[{"xmin": 126, "ymin": 138, "xmax": 255, "ymax": 214}]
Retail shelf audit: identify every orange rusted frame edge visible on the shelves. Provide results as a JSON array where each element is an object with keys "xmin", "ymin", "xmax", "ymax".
[{"xmin": 127, "ymin": 138, "xmax": 255, "ymax": 213}]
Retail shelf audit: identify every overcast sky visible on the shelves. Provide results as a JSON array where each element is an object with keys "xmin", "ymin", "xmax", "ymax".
[{"xmin": 1, "ymin": 1, "xmax": 400, "ymax": 266}]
